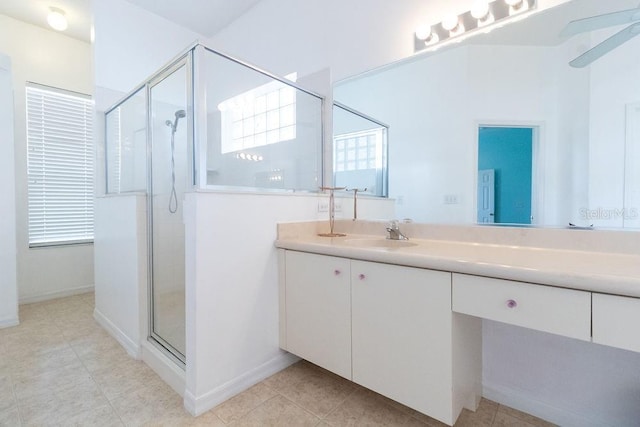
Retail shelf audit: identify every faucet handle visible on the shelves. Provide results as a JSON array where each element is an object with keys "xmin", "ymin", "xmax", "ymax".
[{"xmin": 389, "ymin": 219, "xmax": 399, "ymax": 230}]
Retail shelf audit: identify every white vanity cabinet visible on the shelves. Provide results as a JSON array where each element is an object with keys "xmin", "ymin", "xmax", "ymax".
[
  {"xmin": 280, "ymin": 250, "xmax": 482, "ymax": 426},
  {"xmin": 592, "ymin": 293, "xmax": 640, "ymax": 353},
  {"xmin": 351, "ymin": 260, "xmax": 454, "ymax": 422},
  {"xmin": 283, "ymin": 250, "xmax": 352, "ymax": 379}
]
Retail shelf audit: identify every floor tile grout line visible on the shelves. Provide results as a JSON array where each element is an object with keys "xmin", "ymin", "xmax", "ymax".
[
  {"xmin": 67, "ymin": 329, "xmax": 128, "ymax": 426},
  {"xmin": 496, "ymin": 404, "xmax": 547, "ymax": 426},
  {"xmin": 317, "ymin": 383, "xmax": 359, "ymax": 424},
  {"xmin": 225, "ymin": 393, "xmax": 282, "ymax": 425},
  {"xmin": 8, "ymin": 294, "xmax": 129, "ymax": 426},
  {"xmin": 8, "ymin": 368, "xmax": 24, "ymax": 427},
  {"xmin": 268, "ymin": 391, "xmax": 323, "ymax": 422}
]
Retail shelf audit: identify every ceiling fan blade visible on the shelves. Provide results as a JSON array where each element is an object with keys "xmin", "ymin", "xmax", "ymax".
[
  {"xmin": 570, "ymin": 22, "xmax": 640, "ymax": 68},
  {"xmin": 560, "ymin": 7, "xmax": 640, "ymax": 38}
]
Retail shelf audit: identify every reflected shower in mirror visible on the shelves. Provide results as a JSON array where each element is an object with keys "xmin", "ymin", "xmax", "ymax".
[
  {"xmin": 201, "ymin": 47, "xmax": 323, "ymax": 191},
  {"xmin": 332, "ymin": 103, "xmax": 388, "ymax": 197},
  {"xmin": 334, "ymin": 0, "xmax": 640, "ymax": 229}
]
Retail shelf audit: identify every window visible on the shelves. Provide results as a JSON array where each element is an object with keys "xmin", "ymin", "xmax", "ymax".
[
  {"xmin": 26, "ymin": 83, "xmax": 94, "ymax": 246},
  {"xmin": 219, "ymin": 73, "xmax": 297, "ymax": 154},
  {"xmin": 334, "ymin": 129, "xmax": 384, "ymax": 173}
]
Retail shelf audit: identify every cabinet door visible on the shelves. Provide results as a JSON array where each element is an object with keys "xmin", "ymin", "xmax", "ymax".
[
  {"xmin": 351, "ymin": 260, "xmax": 453, "ymax": 423},
  {"xmin": 593, "ymin": 293, "xmax": 640, "ymax": 353},
  {"xmin": 285, "ymin": 251, "xmax": 351, "ymax": 379}
]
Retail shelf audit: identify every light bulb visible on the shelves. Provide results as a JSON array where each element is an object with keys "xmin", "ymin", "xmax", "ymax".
[
  {"xmin": 424, "ymin": 32, "xmax": 440, "ymax": 45},
  {"xmin": 506, "ymin": 0, "xmax": 529, "ymax": 15},
  {"xmin": 442, "ymin": 14, "xmax": 460, "ymax": 32},
  {"xmin": 470, "ymin": 0, "xmax": 490, "ymax": 20},
  {"xmin": 47, "ymin": 8, "xmax": 68, "ymax": 32},
  {"xmin": 415, "ymin": 25, "xmax": 432, "ymax": 41}
]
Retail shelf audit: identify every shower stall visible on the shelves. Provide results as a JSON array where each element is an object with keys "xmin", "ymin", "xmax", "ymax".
[{"xmin": 104, "ymin": 43, "xmax": 323, "ymax": 365}]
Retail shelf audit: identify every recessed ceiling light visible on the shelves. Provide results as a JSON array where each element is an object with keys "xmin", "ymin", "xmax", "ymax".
[{"xmin": 47, "ymin": 7, "xmax": 68, "ymax": 32}]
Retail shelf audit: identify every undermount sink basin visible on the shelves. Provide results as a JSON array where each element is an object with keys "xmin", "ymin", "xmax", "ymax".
[{"xmin": 342, "ymin": 238, "xmax": 418, "ymax": 249}]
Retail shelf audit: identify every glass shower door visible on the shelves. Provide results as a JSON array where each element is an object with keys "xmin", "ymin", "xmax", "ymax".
[{"xmin": 149, "ymin": 60, "xmax": 189, "ymax": 362}]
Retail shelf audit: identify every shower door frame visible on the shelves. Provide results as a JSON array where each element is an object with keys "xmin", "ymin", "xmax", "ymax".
[{"xmin": 146, "ymin": 51, "xmax": 195, "ymax": 367}]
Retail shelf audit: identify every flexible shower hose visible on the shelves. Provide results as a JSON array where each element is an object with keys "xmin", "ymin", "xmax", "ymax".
[{"xmin": 169, "ymin": 128, "xmax": 178, "ymax": 214}]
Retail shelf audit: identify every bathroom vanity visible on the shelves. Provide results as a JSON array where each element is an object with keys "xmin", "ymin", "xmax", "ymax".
[{"xmin": 275, "ymin": 220, "xmax": 640, "ymax": 426}]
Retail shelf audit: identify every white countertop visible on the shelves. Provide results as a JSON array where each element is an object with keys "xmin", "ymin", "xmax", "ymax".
[{"xmin": 275, "ymin": 234, "xmax": 640, "ymax": 298}]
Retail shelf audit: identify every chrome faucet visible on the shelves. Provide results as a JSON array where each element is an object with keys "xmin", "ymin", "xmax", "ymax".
[{"xmin": 386, "ymin": 220, "xmax": 408, "ymax": 240}]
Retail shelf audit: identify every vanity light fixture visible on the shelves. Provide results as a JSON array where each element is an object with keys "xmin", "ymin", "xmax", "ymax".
[
  {"xmin": 47, "ymin": 7, "xmax": 68, "ymax": 32},
  {"xmin": 414, "ymin": 0, "xmax": 536, "ymax": 53},
  {"xmin": 235, "ymin": 152, "xmax": 263, "ymax": 162}
]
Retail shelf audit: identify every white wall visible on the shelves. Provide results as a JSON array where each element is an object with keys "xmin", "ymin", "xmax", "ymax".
[
  {"xmin": 183, "ymin": 191, "xmax": 394, "ymax": 415},
  {"xmin": 210, "ymin": 0, "xmax": 571, "ymax": 84},
  {"xmin": 484, "ymin": 320, "xmax": 640, "ymax": 427},
  {"xmin": 0, "ymin": 15, "xmax": 94, "ymax": 302},
  {"xmin": 94, "ymin": 194, "xmax": 147, "ymax": 357},
  {"xmin": 336, "ymin": 46, "xmax": 471, "ymax": 224},
  {"xmin": 588, "ymin": 29, "xmax": 640, "ymax": 228},
  {"xmin": 0, "ymin": 53, "xmax": 18, "ymax": 327},
  {"xmin": 93, "ymin": 0, "xmax": 203, "ymax": 95}
]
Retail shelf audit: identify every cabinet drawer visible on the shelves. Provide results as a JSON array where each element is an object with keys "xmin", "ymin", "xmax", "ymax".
[
  {"xmin": 593, "ymin": 293, "xmax": 640, "ymax": 353},
  {"xmin": 452, "ymin": 274, "xmax": 591, "ymax": 341}
]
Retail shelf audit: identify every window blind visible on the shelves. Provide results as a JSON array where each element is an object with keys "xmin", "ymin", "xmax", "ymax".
[{"xmin": 26, "ymin": 83, "xmax": 94, "ymax": 246}]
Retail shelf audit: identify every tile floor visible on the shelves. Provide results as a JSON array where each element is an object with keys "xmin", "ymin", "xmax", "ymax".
[{"xmin": 0, "ymin": 293, "xmax": 556, "ymax": 426}]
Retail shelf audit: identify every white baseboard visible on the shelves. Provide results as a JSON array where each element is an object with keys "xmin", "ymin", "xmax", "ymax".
[
  {"xmin": 93, "ymin": 308, "xmax": 141, "ymax": 359},
  {"xmin": 141, "ymin": 340, "xmax": 185, "ymax": 398},
  {"xmin": 0, "ymin": 316, "xmax": 19, "ymax": 329},
  {"xmin": 19, "ymin": 284, "xmax": 94, "ymax": 305},
  {"xmin": 483, "ymin": 382, "xmax": 607, "ymax": 427},
  {"xmin": 184, "ymin": 352, "xmax": 300, "ymax": 416}
]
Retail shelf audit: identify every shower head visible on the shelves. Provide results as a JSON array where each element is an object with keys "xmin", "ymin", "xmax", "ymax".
[{"xmin": 166, "ymin": 109, "xmax": 187, "ymax": 132}]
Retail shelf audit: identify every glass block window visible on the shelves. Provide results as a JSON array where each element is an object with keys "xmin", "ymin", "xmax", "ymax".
[
  {"xmin": 334, "ymin": 129, "xmax": 385, "ymax": 172},
  {"xmin": 219, "ymin": 73, "xmax": 297, "ymax": 154}
]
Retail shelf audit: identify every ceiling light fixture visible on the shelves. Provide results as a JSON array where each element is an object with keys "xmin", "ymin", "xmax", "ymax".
[
  {"xmin": 414, "ymin": 0, "xmax": 536, "ymax": 54},
  {"xmin": 47, "ymin": 7, "xmax": 68, "ymax": 32}
]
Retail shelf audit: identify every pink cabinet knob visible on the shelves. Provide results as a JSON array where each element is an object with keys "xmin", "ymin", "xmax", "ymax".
[
  {"xmin": 507, "ymin": 299, "xmax": 518, "ymax": 309},
  {"xmin": 334, "ymin": 269, "xmax": 341, "ymax": 276},
  {"xmin": 358, "ymin": 273, "xmax": 366, "ymax": 280}
]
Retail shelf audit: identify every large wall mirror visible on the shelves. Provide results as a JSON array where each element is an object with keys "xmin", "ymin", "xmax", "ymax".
[{"xmin": 334, "ymin": 0, "xmax": 640, "ymax": 229}]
